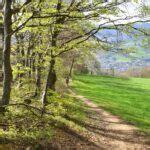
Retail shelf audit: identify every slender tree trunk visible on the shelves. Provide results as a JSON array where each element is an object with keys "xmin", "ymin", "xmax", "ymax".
[
  {"xmin": 41, "ymin": 58, "xmax": 56, "ymax": 105},
  {"xmin": 41, "ymin": 30, "xmax": 58, "ymax": 105},
  {"xmin": 34, "ymin": 66, "xmax": 41, "ymax": 96},
  {"xmin": 1, "ymin": 0, "xmax": 13, "ymax": 107},
  {"xmin": 29, "ymin": 57, "xmax": 32, "ymax": 77},
  {"xmin": 32, "ymin": 53, "xmax": 36, "ymax": 73},
  {"xmin": 66, "ymin": 57, "xmax": 75, "ymax": 86},
  {"xmin": 46, "ymin": 30, "xmax": 59, "ymax": 91},
  {"xmin": 21, "ymin": 38, "xmax": 25, "ymax": 67},
  {"xmin": 34, "ymin": 53, "xmax": 42, "ymax": 97},
  {"xmin": 41, "ymin": 0, "xmax": 65, "ymax": 106},
  {"xmin": 26, "ymin": 42, "xmax": 33, "ymax": 78},
  {"xmin": 47, "ymin": 60, "xmax": 56, "ymax": 91},
  {"xmin": 15, "ymin": 34, "xmax": 21, "ymax": 80},
  {"xmin": 69, "ymin": 57, "xmax": 75, "ymax": 78}
]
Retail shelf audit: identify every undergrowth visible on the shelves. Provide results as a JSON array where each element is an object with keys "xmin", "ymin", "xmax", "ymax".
[{"xmin": 0, "ymin": 87, "xmax": 86, "ymax": 145}]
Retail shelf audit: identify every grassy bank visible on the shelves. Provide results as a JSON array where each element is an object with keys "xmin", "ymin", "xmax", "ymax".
[{"xmin": 72, "ymin": 75, "xmax": 150, "ymax": 133}]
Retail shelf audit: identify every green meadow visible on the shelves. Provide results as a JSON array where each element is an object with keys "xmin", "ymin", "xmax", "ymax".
[{"xmin": 73, "ymin": 75, "xmax": 150, "ymax": 133}]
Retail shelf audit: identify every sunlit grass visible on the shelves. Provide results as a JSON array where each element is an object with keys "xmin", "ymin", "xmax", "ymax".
[{"xmin": 72, "ymin": 74, "xmax": 150, "ymax": 133}]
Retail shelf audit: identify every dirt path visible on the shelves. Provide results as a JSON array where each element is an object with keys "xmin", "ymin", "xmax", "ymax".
[{"xmin": 69, "ymin": 93, "xmax": 150, "ymax": 150}]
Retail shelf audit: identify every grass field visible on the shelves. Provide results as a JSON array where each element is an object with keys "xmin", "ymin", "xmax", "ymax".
[{"xmin": 72, "ymin": 75, "xmax": 150, "ymax": 133}]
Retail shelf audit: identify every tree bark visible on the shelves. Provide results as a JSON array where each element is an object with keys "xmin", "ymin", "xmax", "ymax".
[
  {"xmin": 47, "ymin": 60, "xmax": 56, "ymax": 91},
  {"xmin": 34, "ymin": 53, "xmax": 42, "ymax": 97},
  {"xmin": 69, "ymin": 57, "xmax": 75, "ymax": 78},
  {"xmin": 1, "ymin": 0, "xmax": 13, "ymax": 107},
  {"xmin": 41, "ymin": 58, "xmax": 56, "ymax": 105},
  {"xmin": 41, "ymin": 0, "xmax": 64, "ymax": 106},
  {"xmin": 66, "ymin": 57, "xmax": 75, "ymax": 86},
  {"xmin": 41, "ymin": 29, "xmax": 58, "ymax": 105}
]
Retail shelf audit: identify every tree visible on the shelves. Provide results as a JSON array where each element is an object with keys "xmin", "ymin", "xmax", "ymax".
[
  {"xmin": 1, "ymin": 0, "xmax": 13, "ymax": 107},
  {"xmin": 1, "ymin": 0, "xmax": 33, "ymax": 109},
  {"xmin": 1, "ymin": 0, "xmax": 149, "ymax": 108}
]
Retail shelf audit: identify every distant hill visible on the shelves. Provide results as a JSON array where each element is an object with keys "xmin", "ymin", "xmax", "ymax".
[{"xmin": 95, "ymin": 22, "xmax": 150, "ymax": 71}]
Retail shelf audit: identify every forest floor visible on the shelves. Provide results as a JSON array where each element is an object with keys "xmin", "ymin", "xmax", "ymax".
[
  {"xmin": 50, "ymin": 92, "xmax": 150, "ymax": 150},
  {"xmin": 0, "ymin": 93, "xmax": 150, "ymax": 150}
]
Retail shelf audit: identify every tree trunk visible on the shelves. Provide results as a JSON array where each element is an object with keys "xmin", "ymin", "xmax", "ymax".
[
  {"xmin": 66, "ymin": 57, "xmax": 75, "ymax": 86},
  {"xmin": 1, "ymin": 0, "xmax": 13, "ymax": 107},
  {"xmin": 41, "ymin": 30, "xmax": 58, "ymax": 105},
  {"xmin": 69, "ymin": 57, "xmax": 75, "ymax": 78},
  {"xmin": 47, "ymin": 59, "xmax": 57, "ymax": 91},
  {"xmin": 20, "ymin": 36, "xmax": 25, "ymax": 67},
  {"xmin": 26, "ymin": 42, "xmax": 32, "ymax": 78},
  {"xmin": 34, "ymin": 53, "xmax": 42, "ymax": 97},
  {"xmin": 41, "ymin": 1, "xmax": 65, "ymax": 106},
  {"xmin": 41, "ymin": 58, "xmax": 56, "ymax": 105}
]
